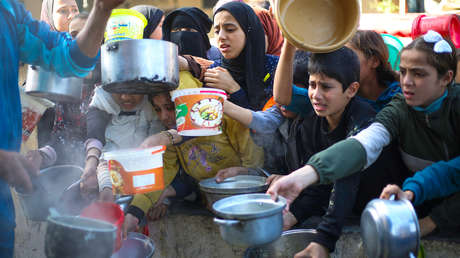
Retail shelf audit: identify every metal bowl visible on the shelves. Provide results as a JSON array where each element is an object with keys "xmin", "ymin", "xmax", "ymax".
[
  {"xmin": 244, "ymin": 229, "xmax": 318, "ymax": 258},
  {"xmin": 101, "ymin": 39, "xmax": 179, "ymax": 94},
  {"xmin": 15, "ymin": 165, "xmax": 83, "ymax": 221},
  {"xmin": 361, "ymin": 196, "xmax": 420, "ymax": 258},
  {"xmin": 25, "ymin": 65, "xmax": 83, "ymax": 103},
  {"xmin": 199, "ymin": 175, "xmax": 268, "ymax": 209},
  {"xmin": 213, "ymin": 194, "xmax": 286, "ymax": 246},
  {"xmin": 111, "ymin": 232, "xmax": 155, "ymax": 258}
]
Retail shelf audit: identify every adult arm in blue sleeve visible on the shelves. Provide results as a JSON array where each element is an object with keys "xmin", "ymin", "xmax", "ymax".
[
  {"xmin": 403, "ymin": 156, "xmax": 460, "ymax": 206},
  {"xmin": 14, "ymin": 0, "xmax": 124, "ymax": 77}
]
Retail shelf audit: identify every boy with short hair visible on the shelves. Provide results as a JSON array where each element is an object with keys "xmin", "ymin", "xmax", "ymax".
[{"xmin": 267, "ymin": 42, "xmax": 405, "ymax": 256}]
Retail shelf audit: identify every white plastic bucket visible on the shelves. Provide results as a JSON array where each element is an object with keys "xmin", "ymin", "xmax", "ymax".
[{"xmin": 170, "ymin": 88, "xmax": 227, "ymax": 136}]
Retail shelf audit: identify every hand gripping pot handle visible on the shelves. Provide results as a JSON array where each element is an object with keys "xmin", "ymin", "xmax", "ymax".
[{"xmin": 214, "ymin": 218, "xmax": 240, "ymax": 226}]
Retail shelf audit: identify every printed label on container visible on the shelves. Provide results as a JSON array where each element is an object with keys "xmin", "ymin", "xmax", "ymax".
[{"xmin": 109, "ymin": 160, "xmax": 164, "ymax": 195}]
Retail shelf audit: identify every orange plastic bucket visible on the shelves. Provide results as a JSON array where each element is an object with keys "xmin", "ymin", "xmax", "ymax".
[
  {"xmin": 171, "ymin": 88, "xmax": 227, "ymax": 136},
  {"xmin": 102, "ymin": 146, "xmax": 166, "ymax": 195},
  {"xmin": 411, "ymin": 14, "xmax": 460, "ymax": 48},
  {"xmin": 80, "ymin": 202, "xmax": 124, "ymax": 252}
]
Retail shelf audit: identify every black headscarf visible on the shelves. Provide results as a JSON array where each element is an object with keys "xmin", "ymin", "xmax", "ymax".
[
  {"xmin": 162, "ymin": 7, "xmax": 212, "ymax": 58},
  {"xmin": 131, "ymin": 5, "xmax": 164, "ymax": 39},
  {"xmin": 215, "ymin": 2, "xmax": 266, "ymax": 110}
]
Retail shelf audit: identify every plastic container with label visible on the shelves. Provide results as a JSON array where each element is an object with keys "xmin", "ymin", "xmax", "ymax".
[
  {"xmin": 103, "ymin": 146, "xmax": 166, "ymax": 195},
  {"xmin": 171, "ymin": 88, "xmax": 227, "ymax": 136}
]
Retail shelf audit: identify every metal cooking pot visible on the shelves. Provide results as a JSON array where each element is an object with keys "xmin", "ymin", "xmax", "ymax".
[
  {"xmin": 15, "ymin": 165, "xmax": 83, "ymax": 221},
  {"xmin": 111, "ymin": 232, "xmax": 155, "ymax": 258},
  {"xmin": 101, "ymin": 39, "xmax": 179, "ymax": 94},
  {"xmin": 25, "ymin": 65, "xmax": 83, "ymax": 103},
  {"xmin": 200, "ymin": 175, "xmax": 268, "ymax": 210},
  {"xmin": 45, "ymin": 215, "xmax": 117, "ymax": 258},
  {"xmin": 213, "ymin": 193, "xmax": 286, "ymax": 247},
  {"xmin": 244, "ymin": 229, "xmax": 318, "ymax": 258},
  {"xmin": 361, "ymin": 195, "xmax": 420, "ymax": 258}
]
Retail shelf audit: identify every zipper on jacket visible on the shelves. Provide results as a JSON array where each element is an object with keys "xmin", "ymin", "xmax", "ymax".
[{"xmin": 425, "ymin": 114, "xmax": 430, "ymax": 128}]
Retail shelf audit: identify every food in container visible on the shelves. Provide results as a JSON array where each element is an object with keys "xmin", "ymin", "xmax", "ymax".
[
  {"xmin": 103, "ymin": 146, "xmax": 166, "ymax": 195},
  {"xmin": 171, "ymin": 88, "xmax": 227, "ymax": 136}
]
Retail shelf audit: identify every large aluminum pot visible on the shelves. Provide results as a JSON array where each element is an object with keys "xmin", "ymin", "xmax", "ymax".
[
  {"xmin": 101, "ymin": 39, "xmax": 179, "ymax": 94},
  {"xmin": 25, "ymin": 65, "xmax": 83, "ymax": 103},
  {"xmin": 244, "ymin": 229, "xmax": 318, "ymax": 258},
  {"xmin": 361, "ymin": 196, "xmax": 420, "ymax": 258},
  {"xmin": 15, "ymin": 165, "xmax": 83, "ymax": 221},
  {"xmin": 200, "ymin": 175, "xmax": 268, "ymax": 209},
  {"xmin": 213, "ymin": 193, "xmax": 286, "ymax": 247},
  {"xmin": 45, "ymin": 215, "xmax": 116, "ymax": 258}
]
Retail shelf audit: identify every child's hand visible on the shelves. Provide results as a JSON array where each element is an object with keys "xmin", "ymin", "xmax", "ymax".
[
  {"xmin": 215, "ymin": 167, "xmax": 248, "ymax": 183},
  {"xmin": 379, "ymin": 184, "xmax": 414, "ymax": 201},
  {"xmin": 123, "ymin": 213, "xmax": 140, "ymax": 239}
]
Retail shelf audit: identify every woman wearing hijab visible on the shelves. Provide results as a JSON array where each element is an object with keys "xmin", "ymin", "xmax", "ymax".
[
  {"xmin": 41, "ymin": 0, "xmax": 79, "ymax": 32},
  {"xmin": 253, "ymin": 7, "xmax": 284, "ymax": 56},
  {"xmin": 201, "ymin": 2, "xmax": 280, "ymax": 110},
  {"xmin": 162, "ymin": 7, "xmax": 221, "ymax": 61},
  {"xmin": 130, "ymin": 5, "xmax": 164, "ymax": 40}
]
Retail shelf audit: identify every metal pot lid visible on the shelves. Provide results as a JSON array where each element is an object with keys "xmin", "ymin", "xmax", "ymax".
[
  {"xmin": 213, "ymin": 193, "xmax": 286, "ymax": 220},
  {"xmin": 199, "ymin": 175, "xmax": 268, "ymax": 194}
]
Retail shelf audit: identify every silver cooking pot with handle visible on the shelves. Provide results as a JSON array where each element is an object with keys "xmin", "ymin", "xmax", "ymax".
[
  {"xmin": 101, "ymin": 39, "xmax": 179, "ymax": 94},
  {"xmin": 199, "ymin": 175, "xmax": 268, "ymax": 210},
  {"xmin": 25, "ymin": 65, "xmax": 83, "ymax": 103},
  {"xmin": 361, "ymin": 195, "xmax": 420, "ymax": 258},
  {"xmin": 213, "ymin": 193, "xmax": 286, "ymax": 247}
]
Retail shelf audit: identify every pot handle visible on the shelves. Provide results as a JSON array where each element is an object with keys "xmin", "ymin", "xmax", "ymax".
[{"xmin": 214, "ymin": 217, "xmax": 240, "ymax": 226}]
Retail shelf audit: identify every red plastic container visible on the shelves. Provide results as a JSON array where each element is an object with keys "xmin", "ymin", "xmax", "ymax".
[
  {"xmin": 411, "ymin": 14, "xmax": 460, "ymax": 49},
  {"xmin": 80, "ymin": 202, "xmax": 125, "ymax": 252}
]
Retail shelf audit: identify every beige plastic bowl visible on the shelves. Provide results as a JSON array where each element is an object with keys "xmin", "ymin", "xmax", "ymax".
[{"xmin": 274, "ymin": 0, "xmax": 360, "ymax": 53}]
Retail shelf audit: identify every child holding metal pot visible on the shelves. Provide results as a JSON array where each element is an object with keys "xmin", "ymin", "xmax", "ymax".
[
  {"xmin": 268, "ymin": 30, "xmax": 460, "ymax": 250},
  {"xmin": 258, "ymin": 41, "xmax": 405, "ymax": 257},
  {"xmin": 122, "ymin": 72, "xmax": 264, "ymax": 237}
]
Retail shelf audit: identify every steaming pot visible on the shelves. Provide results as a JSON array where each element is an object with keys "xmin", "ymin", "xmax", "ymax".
[
  {"xmin": 45, "ymin": 215, "xmax": 116, "ymax": 258},
  {"xmin": 101, "ymin": 39, "xmax": 179, "ymax": 94},
  {"xmin": 25, "ymin": 65, "xmax": 83, "ymax": 103},
  {"xmin": 361, "ymin": 196, "xmax": 420, "ymax": 258},
  {"xmin": 15, "ymin": 165, "xmax": 83, "ymax": 221}
]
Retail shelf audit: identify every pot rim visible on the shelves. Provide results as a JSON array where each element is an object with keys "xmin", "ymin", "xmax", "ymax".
[
  {"xmin": 199, "ymin": 175, "xmax": 268, "ymax": 194},
  {"xmin": 48, "ymin": 215, "xmax": 117, "ymax": 233},
  {"xmin": 213, "ymin": 193, "xmax": 286, "ymax": 220}
]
